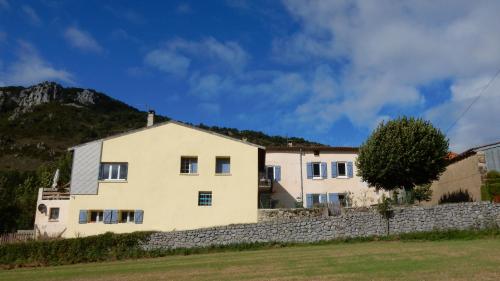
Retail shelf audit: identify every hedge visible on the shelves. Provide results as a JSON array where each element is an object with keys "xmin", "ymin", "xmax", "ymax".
[{"xmin": 0, "ymin": 232, "xmax": 152, "ymax": 268}]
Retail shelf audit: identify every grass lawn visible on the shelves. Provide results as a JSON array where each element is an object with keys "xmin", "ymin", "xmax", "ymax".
[{"xmin": 1, "ymin": 239, "xmax": 499, "ymax": 281}]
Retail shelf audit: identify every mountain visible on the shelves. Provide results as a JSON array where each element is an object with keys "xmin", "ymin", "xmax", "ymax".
[{"xmin": 0, "ymin": 81, "xmax": 322, "ymax": 172}]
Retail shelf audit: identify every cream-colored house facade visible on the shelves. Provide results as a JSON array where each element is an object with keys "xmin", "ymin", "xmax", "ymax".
[
  {"xmin": 263, "ymin": 146, "xmax": 383, "ymax": 208},
  {"xmin": 36, "ymin": 120, "xmax": 265, "ymax": 238}
]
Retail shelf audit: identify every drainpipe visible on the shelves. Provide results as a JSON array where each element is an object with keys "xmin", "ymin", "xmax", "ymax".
[{"xmin": 299, "ymin": 148, "xmax": 304, "ymax": 207}]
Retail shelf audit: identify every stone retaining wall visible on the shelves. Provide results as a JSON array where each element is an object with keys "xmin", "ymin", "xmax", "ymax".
[
  {"xmin": 143, "ymin": 202, "xmax": 500, "ymax": 250},
  {"xmin": 257, "ymin": 208, "xmax": 328, "ymax": 222}
]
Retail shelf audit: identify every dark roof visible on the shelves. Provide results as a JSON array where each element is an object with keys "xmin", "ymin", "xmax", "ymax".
[
  {"xmin": 266, "ymin": 146, "xmax": 359, "ymax": 153},
  {"xmin": 446, "ymin": 139, "xmax": 500, "ymax": 165}
]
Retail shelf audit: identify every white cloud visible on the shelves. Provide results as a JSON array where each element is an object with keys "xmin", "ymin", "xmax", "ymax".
[
  {"xmin": 197, "ymin": 102, "xmax": 221, "ymax": 115},
  {"xmin": 277, "ymin": 0, "xmax": 500, "ymax": 149},
  {"xmin": 0, "ymin": 41, "xmax": 73, "ymax": 85},
  {"xmin": 22, "ymin": 5, "xmax": 42, "ymax": 25},
  {"xmin": 176, "ymin": 3, "xmax": 192, "ymax": 14},
  {"xmin": 64, "ymin": 27, "xmax": 103, "ymax": 53},
  {"xmin": 145, "ymin": 37, "xmax": 249, "ymax": 76},
  {"xmin": 144, "ymin": 49, "xmax": 190, "ymax": 77}
]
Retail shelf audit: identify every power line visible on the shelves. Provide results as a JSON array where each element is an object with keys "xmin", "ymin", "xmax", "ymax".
[{"xmin": 445, "ymin": 68, "xmax": 500, "ymax": 134}]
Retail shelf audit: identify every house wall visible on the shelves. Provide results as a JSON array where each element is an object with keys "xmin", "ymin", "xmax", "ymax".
[
  {"xmin": 34, "ymin": 188, "xmax": 70, "ymax": 238},
  {"xmin": 266, "ymin": 151, "xmax": 382, "ymax": 208},
  {"xmin": 426, "ymin": 153, "xmax": 486, "ymax": 205},
  {"xmin": 65, "ymin": 123, "xmax": 259, "ymax": 238}
]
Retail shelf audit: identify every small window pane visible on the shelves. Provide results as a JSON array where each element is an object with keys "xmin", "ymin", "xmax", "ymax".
[
  {"xmin": 198, "ymin": 192, "xmax": 212, "ymax": 206},
  {"xmin": 100, "ymin": 164, "xmax": 111, "ymax": 180},
  {"xmin": 49, "ymin": 208, "xmax": 59, "ymax": 220},
  {"xmin": 119, "ymin": 164, "xmax": 128, "ymax": 180},
  {"xmin": 338, "ymin": 163, "xmax": 346, "ymax": 176},
  {"xmin": 312, "ymin": 194, "xmax": 320, "ymax": 205},
  {"xmin": 111, "ymin": 165, "xmax": 119, "ymax": 179},
  {"xmin": 266, "ymin": 166, "xmax": 274, "ymax": 180},
  {"xmin": 313, "ymin": 163, "xmax": 321, "ymax": 177},
  {"xmin": 181, "ymin": 157, "xmax": 197, "ymax": 174},
  {"xmin": 216, "ymin": 158, "xmax": 230, "ymax": 174}
]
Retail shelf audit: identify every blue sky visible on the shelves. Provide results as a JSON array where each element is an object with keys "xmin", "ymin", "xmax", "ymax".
[{"xmin": 1, "ymin": 0, "xmax": 500, "ymax": 151}]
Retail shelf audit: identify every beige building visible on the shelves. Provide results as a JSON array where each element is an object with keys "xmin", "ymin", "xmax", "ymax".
[
  {"xmin": 263, "ymin": 146, "xmax": 383, "ymax": 208},
  {"xmin": 36, "ymin": 116, "xmax": 266, "ymax": 238},
  {"xmin": 427, "ymin": 141, "xmax": 500, "ymax": 205}
]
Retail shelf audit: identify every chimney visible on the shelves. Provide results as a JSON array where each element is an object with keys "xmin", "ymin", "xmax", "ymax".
[
  {"xmin": 147, "ymin": 110, "xmax": 155, "ymax": 127},
  {"xmin": 287, "ymin": 141, "xmax": 293, "ymax": 147},
  {"xmin": 242, "ymin": 137, "xmax": 248, "ymax": 142}
]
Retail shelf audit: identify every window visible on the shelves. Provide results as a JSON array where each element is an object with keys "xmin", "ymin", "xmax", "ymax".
[
  {"xmin": 312, "ymin": 194, "xmax": 320, "ymax": 205},
  {"xmin": 314, "ymin": 150, "xmax": 320, "ymax": 156},
  {"xmin": 266, "ymin": 166, "xmax": 274, "ymax": 180},
  {"xmin": 198, "ymin": 191, "xmax": 212, "ymax": 206},
  {"xmin": 215, "ymin": 157, "xmax": 230, "ymax": 174},
  {"xmin": 338, "ymin": 194, "xmax": 349, "ymax": 207},
  {"xmin": 337, "ymin": 162, "xmax": 347, "ymax": 177},
  {"xmin": 99, "ymin": 163, "xmax": 128, "ymax": 180},
  {"xmin": 49, "ymin": 208, "xmax": 59, "ymax": 221},
  {"xmin": 312, "ymin": 162, "xmax": 321, "ymax": 178},
  {"xmin": 119, "ymin": 211, "xmax": 135, "ymax": 223},
  {"xmin": 89, "ymin": 210, "xmax": 103, "ymax": 223},
  {"xmin": 180, "ymin": 157, "xmax": 198, "ymax": 174}
]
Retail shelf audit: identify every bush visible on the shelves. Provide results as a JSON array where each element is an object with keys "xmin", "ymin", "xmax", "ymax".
[
  {"xmin": 482, "ymin": 171, "xmax": 500, "ymax": 201},
  {"xmin": 439, "ymin": 189, "xmax": 473, "ymax": 204},
  {"xmin": 0, "ymin": 231, "xmax": 152, "ymax": 267}
]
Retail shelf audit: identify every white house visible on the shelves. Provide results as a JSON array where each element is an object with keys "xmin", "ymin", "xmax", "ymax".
[{"xmin": 263, "ymin": 145, "xmax": 383, "ymax": 208}]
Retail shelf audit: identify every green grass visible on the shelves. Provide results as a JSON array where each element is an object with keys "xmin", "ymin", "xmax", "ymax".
[{"xmin": 1, "ymin": 238, "xmax": 499, "ymax": 281}]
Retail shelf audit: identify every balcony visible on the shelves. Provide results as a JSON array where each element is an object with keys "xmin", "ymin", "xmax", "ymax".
[
  {"xmin": 41, "ymin": 187, "xmax": 70, "ymax": 200},
  {"xmin": 258, "ymin": 172, "xmax": 273, "ymax": 193}
]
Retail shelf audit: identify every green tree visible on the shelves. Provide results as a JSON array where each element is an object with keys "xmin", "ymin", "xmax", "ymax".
[
  {"xmin": 413, "ymin": 184, "xmax": 433, "ymax": 203},
  {"xmin": 356, "ymin": 116, "xmax": 448, "ymax": 192}
]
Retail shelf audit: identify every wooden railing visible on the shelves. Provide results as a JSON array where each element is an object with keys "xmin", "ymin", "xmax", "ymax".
[
  {"xmin": 0, "ymin": 230, "xmax": 35, "ymax": 245},
  {"xmin": 42, "ymin": 188, "xmax": 70, "ymax": 200}
]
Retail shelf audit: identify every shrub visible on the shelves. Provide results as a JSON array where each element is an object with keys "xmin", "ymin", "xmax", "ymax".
[
  {"xmin": 439, "ymin": 189, "xmax": 473, "ymax": 204},
  {"xmin": 0, "ymin": 231, "xmax": 152, "ymax": 267},
  {"xmin": 481, "ymin": 171, "xmax": 500, "ymax": 201}
]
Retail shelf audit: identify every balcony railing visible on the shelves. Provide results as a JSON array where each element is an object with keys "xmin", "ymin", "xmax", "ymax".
[
  {"xmin": 41, "ymin": 188, "xmax": 70, "ymax": 200},
  {"xmin": 258, "ymin": 172, "xmax": 273, "ymax": 192}
]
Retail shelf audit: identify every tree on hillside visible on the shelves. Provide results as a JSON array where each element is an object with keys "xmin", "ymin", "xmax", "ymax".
[{"xmin": 356, "ymin": 117, "xmax": 448, "ymax": 193}]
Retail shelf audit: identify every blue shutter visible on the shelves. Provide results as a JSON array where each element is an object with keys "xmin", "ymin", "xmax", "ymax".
[
  {"xmin": 306, "ymin": 163, "xmax": 313, "ymax": 179},
  {"xmin": 328, "ymin": 193, "xmax": 339, "ymax": 204},
  {"xmin": 111, "ymin": 210, "xmax": 119, "ymax": 224},
  {"xmin": 275, "ymin": 166, "xmax": 281, "ymax": 181},
  {"xmin": 306, "ymin": 194, "xmax": 313, "ymax": 208},
  {"xmin": 331, "ymin": 162, "xmax": 338, "ymax": 178},
  {"xmin": 347, "ymin": 162, "xmax": 353, "ymax": 178},
  {"xmin": 134, "ymin": 210, "xmax": 144, "ymax": 224},
  {"xmin": 79, "ymin": 210, "xmax": 87, "ymax": 224},
  {"xmin": 103, "ymin": 210, "xmax": 112, "ymax": 224},
  {"xmin": 321, "ymin": 162, "xmax": 327, "ymax": 179},
  {"xmin": 319, "ymin": 193, "xmax": 327, "ymax": 204}
]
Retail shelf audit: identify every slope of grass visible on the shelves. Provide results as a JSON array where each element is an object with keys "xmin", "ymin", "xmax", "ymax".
[{"xmin": 1, "ymin": 238, "xmax": 499, "ymax": 281}]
